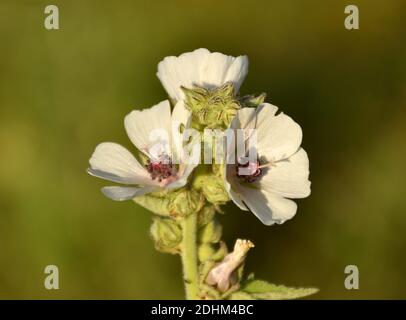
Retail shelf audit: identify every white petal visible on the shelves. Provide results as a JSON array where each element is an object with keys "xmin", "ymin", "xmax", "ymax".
[
  {"xmin": 172, "ymin": 100, "xmax": 191, "ymax": 128},
  {"xmin": 231, "ymin": 107, "xmax": 257, "ymax": 131},
  {"xmin": 157, "ymin": 48, "xmax": 248, "ymax": 101},
  {"xmin": 230, "ymin": 107, "xmax": 258, "ymax": 159},
  {"xmin": 124, "ymin": 100, "xmax": 172, "ymax": 159},
  {"xmin": 171, "ymin": 159, "xmax": 199, "ymax": 190},
  {"xmin": 257, "ymin": 148, "xmax": 311, "ymax": 198},
  {"xmin": 223, "ymin": 131, "xmax": 250, "ymax": 211},
  {"xmin": 238, "ymin": 186, "xmax": 297, "ymax": 225},
  {"xmin": 225, "ymin": 180, "xmax": 248, "ymax": 211},
  {"xmin": 101, "ymin": 186, "xmax": 158, "ymax": 201},
  {"xmin": 171, "ymin": 100, "xmax": 191, "ymax": 164},
  {"xmin": 88, "ymin": 142, "xmax": 153, "ymax": 185},
  {"xmin": 256, "ymin": 103, "xmax": 302, "ymax": 161},
  {"xmin": 168, "ymin": 134, "xmax": 201, "ymax": 189},
  {"xmin": 167, "ymin": 163, "xmax": 195, "ymax": 190}
]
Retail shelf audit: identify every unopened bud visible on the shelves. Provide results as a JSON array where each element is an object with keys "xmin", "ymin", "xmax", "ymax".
[
  {"xmin": 199, "ymin": 219, "xmax": 222, "ymax": 244},
  {"xmin": 197, "ymin": 204, "xmax": 216, "ymax": 227},
  {"xmin": 201, "ymin": 175, "xmax": 229, "ymax": 204},
  {"xmin": 150, "ymin": 217, "xmax": 182, "ymax": 254},
  {"xmin": 182, "ymin": 83, "xmax": 241, "ymax": 129},
  {"xmin": 169, "ymin": 189, "xmax": 204, "ymax": 217}
]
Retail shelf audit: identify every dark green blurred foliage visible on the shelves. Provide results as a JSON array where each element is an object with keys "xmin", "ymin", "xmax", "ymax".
[{"xmin": 0, "ymin": 0, "xmax": 405, "ymax": 299}]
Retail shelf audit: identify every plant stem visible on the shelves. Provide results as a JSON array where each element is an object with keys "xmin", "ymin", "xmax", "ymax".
[{"xmin": 181, "ymin": 212, "xmax": 199, "ymax": 300}]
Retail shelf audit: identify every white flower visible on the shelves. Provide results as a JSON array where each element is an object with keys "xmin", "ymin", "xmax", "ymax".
[
  {"xmin": 88, "ymin": 100, "xmax": 198, "ymax": 201},
  {"xmin": 157, "ymin": 48, "xmax": 249, "ymax": 102},
  {"xmin": 224, "ymin": 103, "xmax": 311, "ymax": 225}
]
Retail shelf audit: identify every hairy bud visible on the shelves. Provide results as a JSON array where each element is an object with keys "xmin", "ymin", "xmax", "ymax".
[
  {"xmin": 150, "ymin": 217, "xmax": 182, "ymax": 254},
  {"xmin": 199, "ymin": 219, "xmax": 222, "ymax": 244},
  {"xmin": 169, "ymin": 189, "xmax": 205, "ymax": 217},
  {"xmin": 194, "ymin": 173, "xmax": 230, "ymax": 205},
  {"xmin": 182, "ymin": 83, "xmax": 240, "ymax": 129}
]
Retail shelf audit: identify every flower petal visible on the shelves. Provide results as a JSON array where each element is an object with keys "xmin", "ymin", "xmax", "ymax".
[
  {"xmin": 231, "ymin": 107, "xmax": 258, "ymax": 159},
  {"xmin": 171, "ymin": 100, "xmax": 191, "ymax": 164},
  {"xmin": 170, "ymin": 152, "xmax": 200, "ymax": 190},
  {"xmin": 238, "ymin": 187, "xmax": 297, "ymax": 225},
  {"xmin": 256, "ymin": 103, "xmax": 302, "ymax": 161},
  {"xmin": 157, "ymin": 48, "xmax": 248, "ymax": 101},
  {"xmin": 257, "ymin": 148, "xmax": 311, "ymax": 199},
  {"xmin": 224, "ymin": 180, "xmax": 248, "ymax": 211},
  {"xmin": 101, "ymin": 186, "xmax": 158, "ymax": 201},
  {"xmin": 124, "ymin": 100, "xmax": 172, "ymax": 159},
  {"xmin": 224, "ymin": 156, "xmax": 249, "ymax": 210},
  {"xmin": 231, "ymin": 107, "xmax": 257, "ymax": 131},
  {"xmin": 88, "ymin": 142, "xmax": 153, "ymax": 185}
]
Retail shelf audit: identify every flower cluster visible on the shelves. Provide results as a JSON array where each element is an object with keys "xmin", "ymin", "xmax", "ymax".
[{"xmin": 88, "ymin": 48, "xmax": 314, "ymax": 300}]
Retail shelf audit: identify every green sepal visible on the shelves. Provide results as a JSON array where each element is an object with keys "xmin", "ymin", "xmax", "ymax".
[
  {"xmin": 182, "ymin": 83, "xmax": 241, "ymax": 129},
  {"xmin": 133, "ymin": 191, "xmax": 172, "ymax": 217},
  {"xmin": 238, "ymin": 92, "xmax": 266, "ymax": 108}
]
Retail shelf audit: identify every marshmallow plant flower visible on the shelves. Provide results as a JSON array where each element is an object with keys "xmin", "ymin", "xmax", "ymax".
[
  {"xmin": 88, "ymin": 100, "xmax": 196, "ymax": 201},
  {"xmin": 225, "ymin": 104, "xmax": 311, "ymax": 226},
  {"xmin": 88, "ymin": 48, "xmax": 317, "ymax": 300}
]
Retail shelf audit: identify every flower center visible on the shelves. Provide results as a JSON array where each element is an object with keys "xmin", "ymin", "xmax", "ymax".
[
  {"xmin": 236, "ymin": 159, "xmax": 262, "ymax": 183},
  {"xmin": 146, "ymin": 154, "xmax": 174, "ymax": 182}
]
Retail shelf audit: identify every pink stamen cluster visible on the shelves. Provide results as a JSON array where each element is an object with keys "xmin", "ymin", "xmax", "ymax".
[{"xmin": 146, "ymin": 155, "xmax": 174, "ymax": 182}]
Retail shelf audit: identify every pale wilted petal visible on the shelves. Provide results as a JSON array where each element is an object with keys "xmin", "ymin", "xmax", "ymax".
[{"xmin": 206, "ymin": 239, "xmax": 254, "ymax": 292}]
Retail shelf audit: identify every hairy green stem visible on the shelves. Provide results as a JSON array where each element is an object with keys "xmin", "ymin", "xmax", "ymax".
[{"xmin": 181, "ymin": 212, "xmax": 199, "ymax": 300}]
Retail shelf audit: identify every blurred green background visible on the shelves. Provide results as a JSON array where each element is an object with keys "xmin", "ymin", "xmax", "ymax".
[{"xmin": 0, "ymin": 0, "xmax": 405, "ymax": 299}]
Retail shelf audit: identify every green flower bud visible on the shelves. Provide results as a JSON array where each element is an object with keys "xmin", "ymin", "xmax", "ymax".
[
  {"xmin": 198, "ymin": 241, "xmax": 228, "ymax": 263},
  {"xmin": 200, "ymin": 174, "xmax": 229, "ymax": 205},
  {"xmin": 198, "ymin": 243, "xmax": 216, "ymax": 262},
  {"xmin": 197, "ymin": 204, "xmax": 216, "ymax": 227},
  {"xmin": 150, "ymin": 217, "xmax": 182, "ymax": 254},
  {"xmin": 211, "ymin": 241, "xmax": 228, "ymax": 261},
  {"xmin": 169, "ymin": 189, "xmax": 205, "ymax": 217},
  {"xmin": 133, "ymin": 192, "xmax": 172, "ymax": 217},
  {"xmin": 182, "ymin": 83, "xmax": 240, "ymax": 129},
  {"xmin": 199, "ymin": 219, "xmax": 222, "ymax": 244}
]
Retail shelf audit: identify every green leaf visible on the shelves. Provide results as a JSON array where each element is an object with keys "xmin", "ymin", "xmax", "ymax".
[
  {"xmin": 227, "ymin": 291, "xmax": 256, "ymax": 300},
  {"xmin": 242, "ymin": 279, "xmax": 318, "ymax": 300}
]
